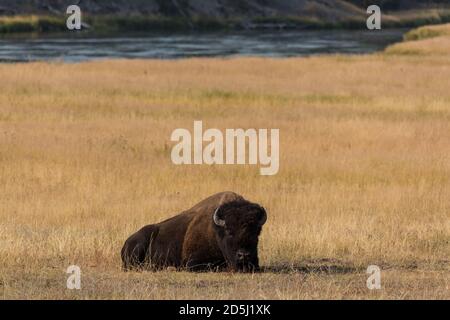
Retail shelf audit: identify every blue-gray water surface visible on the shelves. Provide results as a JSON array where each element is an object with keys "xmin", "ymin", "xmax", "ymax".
[{"xmin": 0, "ymin": 29, "xmax": 405, "ymax": 62}]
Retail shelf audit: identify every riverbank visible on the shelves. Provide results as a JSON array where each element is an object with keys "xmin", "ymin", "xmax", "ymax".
[
  {"xmin": 1, "ymin": 8, "xmax": 450, "ymax": 34},
  {"xmin": 386, "ymin": 22, "xmax": 450, "ymax": 55}
]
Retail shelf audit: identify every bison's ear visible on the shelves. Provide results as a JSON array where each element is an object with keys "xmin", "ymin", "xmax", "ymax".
[
  {"xmin": 213, "ymin": 206, "xmax": 226, "ymax": 227},
  {"xmin": 258, "ymin": 207, "xmax": 267, "ymax": 226}
]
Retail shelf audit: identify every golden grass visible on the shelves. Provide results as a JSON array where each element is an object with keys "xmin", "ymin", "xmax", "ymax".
[
  {"xmin": 386, "ymin": 23, "xmax": 450, "ymax": 55},
  {"xmin": 404, "ymin": 22, "xmax": 450, "ymax": 41},
  {"xmin": 0, "ymin": 26, "xmax": 450, "ymax": 299}
]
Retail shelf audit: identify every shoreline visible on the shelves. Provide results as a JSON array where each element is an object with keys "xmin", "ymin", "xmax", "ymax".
[{"xmin": 1, "ymin": 9, "xmax": 450, "ymax": 35}]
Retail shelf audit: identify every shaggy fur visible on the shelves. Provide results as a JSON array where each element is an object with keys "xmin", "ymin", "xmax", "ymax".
[{"xmin": 121, "ymin": 191, "xmax": 267, "ymax": 272}]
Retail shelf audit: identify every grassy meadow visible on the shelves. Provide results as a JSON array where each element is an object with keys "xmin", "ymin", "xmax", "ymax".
[{"xmin": 0, "ymin": 25, "xmax": 449, "ymax": 299}]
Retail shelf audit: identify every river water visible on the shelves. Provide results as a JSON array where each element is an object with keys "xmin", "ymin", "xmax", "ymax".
[{"xmin": 0, "ymin": 29, "xmax": 405, "ymax": 62}]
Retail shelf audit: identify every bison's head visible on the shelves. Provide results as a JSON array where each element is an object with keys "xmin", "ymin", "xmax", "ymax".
[{"xmin": 212, "ymin": 200, "xmax": 267, "ymax": 272}]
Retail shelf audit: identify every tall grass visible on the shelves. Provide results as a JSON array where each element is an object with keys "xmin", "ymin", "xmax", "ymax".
[
  {"xmin": 404, "ymin": 22, "xmax": 450, "ymax": 40},
  {"xmin": 386, "ymin": 23, "xmax": 450, "ymax": 55},
  {"xmin": 0, "ymin": 26, "xmax": 449, "ymax": 299}
]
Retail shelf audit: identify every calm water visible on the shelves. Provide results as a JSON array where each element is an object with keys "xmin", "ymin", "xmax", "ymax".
[{"xmin": 0, "ymin": 29, "xmax": 405, "ymax": 62}]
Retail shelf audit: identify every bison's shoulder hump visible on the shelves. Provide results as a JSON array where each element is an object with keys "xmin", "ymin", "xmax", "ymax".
[{"xmin": 189, "ymin": 191, "xmax": 244, "ymax": 213}]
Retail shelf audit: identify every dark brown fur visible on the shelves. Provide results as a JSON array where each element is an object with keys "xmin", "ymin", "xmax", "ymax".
[{"xmin": 121, "ymin": 191, "xmax": 266, "ymax": 272}]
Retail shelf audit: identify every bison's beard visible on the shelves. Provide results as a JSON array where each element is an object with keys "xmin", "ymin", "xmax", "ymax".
[
  {"xmin": 231, "ymin": 257, "xmax": 260, "ymax": 273},
  {"xmin": 236, "ymin": 262, "xmax": 259, "ymax": 273}
]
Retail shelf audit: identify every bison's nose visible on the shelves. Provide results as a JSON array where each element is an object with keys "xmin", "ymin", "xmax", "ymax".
[{"xmin": 236, "ymin": 250, "xmax": 250, "ymax": 261}]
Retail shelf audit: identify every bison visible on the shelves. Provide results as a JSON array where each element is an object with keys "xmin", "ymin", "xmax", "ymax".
[{"xmin": 121, "ymin": 191, "xmax": 267, "ymax": 272}]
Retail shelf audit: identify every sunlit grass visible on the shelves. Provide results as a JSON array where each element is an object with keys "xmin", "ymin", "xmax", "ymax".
[
  {"xmin": 0, "ymin": 25, "xmax": 449, "ymax": 299},
  {"xmin": 404, "ymin": 22, "xmax": 450, "ymax": 40},
  {"xmin": 386, "ymin": 23, "xmax": 450, "ymax": 55}
]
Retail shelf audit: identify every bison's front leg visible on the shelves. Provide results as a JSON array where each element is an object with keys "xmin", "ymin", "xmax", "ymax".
[{"xmin": 185, "ymin": 259, "xmax": 227, "ymax": 272}]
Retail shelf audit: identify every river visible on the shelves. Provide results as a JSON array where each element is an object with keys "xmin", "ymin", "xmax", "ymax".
[{"xmin": 0, "ymin": 29, "xmax": 405, "ymax": 62}]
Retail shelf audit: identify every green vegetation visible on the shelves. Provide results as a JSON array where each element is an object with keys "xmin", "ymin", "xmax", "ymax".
[
  {"xmin": 404, "ymin": 23, "xmax": 450, "ymax": 40},
  {"xmin": 385, "ymin": 23, "xmax": 450, "ymax": 55},
  {"xmin": 0, "ymin": 14, "xmax": 354, "ymax": 34},
  {"xmin": 395, "ymin": 12, "xmax": 450, "ymax": 29},
  {"xmin": 85, "ymin": 15, "xmax": 238, "ymax": 32},
  {"xmin": 1, "ymin": 10, "xmax": 450, "ymax": 34},
  {"xmin": 0, "ymin": 15, "xmax": 236, "ymax": 34},
  {"xmin": 0, "ymin": 15, "xmax": 66, "ymax": 33}
]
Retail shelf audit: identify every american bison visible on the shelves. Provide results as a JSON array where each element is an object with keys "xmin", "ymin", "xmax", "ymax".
[{"xmin": 121, "ymin": 191, "xmax": 267, "ymax": 272}]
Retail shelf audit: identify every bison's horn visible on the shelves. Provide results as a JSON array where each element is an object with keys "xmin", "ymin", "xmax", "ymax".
[
  {"xmin": 259, "ymin": 207, "xmax": 267, "ymax": 225},
  {"xmin": 213, "ymin": 207, "xmax": 226, "ymax": 227}
]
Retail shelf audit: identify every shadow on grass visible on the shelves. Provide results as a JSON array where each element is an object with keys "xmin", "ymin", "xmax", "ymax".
[
  {"xmin": 122, "ymin": 258, "xmax": 363, "ymax": 274},
  {"xmin": 261, "ymin": 259, "xmax": 362, "ymax": 275}
]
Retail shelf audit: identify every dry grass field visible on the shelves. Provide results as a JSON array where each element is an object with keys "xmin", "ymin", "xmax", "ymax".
[{"xmin": 1, "ymin": 24, "xmax": 450, "ymax": 299}]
